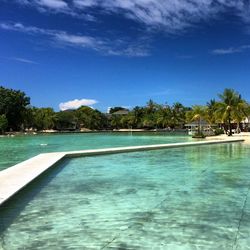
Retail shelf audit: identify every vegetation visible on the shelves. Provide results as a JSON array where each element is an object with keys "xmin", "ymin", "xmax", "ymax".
[
  {"xmin": 205, "ymin": 99, "xmax": 217, "ymax": 127},
  {"xmin": 186, "ymin": 106, "xmax": 206, "ymax": 135},
  {"xmin": 0, "ymin": 115, "xmax": 8, "ymax": 134},
  {"xmin": 0, "ymin": 85, "xmax": 250, "ymax": 135},
  {"xmin": 109, "ymin": 107, "xmax": 128, "ymax": 114},
  {"xmin": 215, "ymin": 89, "xmax": 249, "ymax": 136},
  {"xmin": 31, "ymin": 107, "xmax": 56, "ymax": 130},
  {"xmin": 0, "ymin": 86, "xmax": 30, "ymax": 131},
  {"xmin": 186, "ymin": 105, "xmax": 206, "ymax": 138},
  {"xmin": 214, "ymin": 128, "xmax": 224, "ymax": 136},
  {"xmin": 75, "ymin": 106, "xmax": 108, "ymax": 130}
]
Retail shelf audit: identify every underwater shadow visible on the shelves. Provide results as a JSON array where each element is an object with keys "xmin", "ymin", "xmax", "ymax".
[{"xmin": 0, "ymin": 157, "xmax": 70, "ymax": 236}]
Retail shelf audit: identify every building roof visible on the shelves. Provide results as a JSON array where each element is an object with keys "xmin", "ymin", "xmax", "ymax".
[
  {"xmin": 185, "ymin": 119, "xmax": 211, "ymax": 127},
  {"xmin": 112, "ymin": 110, "xmax": 129, "ymax": 115}
]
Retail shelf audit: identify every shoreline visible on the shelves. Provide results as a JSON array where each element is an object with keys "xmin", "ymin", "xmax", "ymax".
[
  {"xmin": 2, "ymin": 130, "xmax": 250, "ymax": 144},
  {"xmin": 205, "ymin": 132, "xmax": 250, "ymax": 144},
  {"xmin": 2, "ymin": 129, "xmax": 189, "ymax": 136}
]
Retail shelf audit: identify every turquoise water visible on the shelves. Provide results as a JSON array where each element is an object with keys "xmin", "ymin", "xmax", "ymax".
[
  {"xmin": 0, "ymin": 132, "xmax": 191, "ymax": 171},
  {"xmin": 1, "ymin": 142, "xmax": 250, "ymax": 249}
]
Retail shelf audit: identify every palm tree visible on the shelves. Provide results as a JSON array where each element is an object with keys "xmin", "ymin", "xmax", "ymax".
[
  {"xmin": 132, "ymin": 106, "xmax": 144, "ymax": 128},
  {"xmin": 146, "ymin": 99, "xmax": 156, "ymax": 113},
  {"xmin": 171, "ymin": 102, "xmax": 186, "ymax": 128},
  {"xmin": 186, "ymin": 105, "xmax": 206, "ymax": 135},
  {"xmin": 156, "ymin": 105, "xmax": 171, "ymax": 128},
  {"xmin": 233, "ymin": 96, "xmax": 249, "ymax": 133},
  {"xmin": 142, "ymin": 100, "xmax": 160, "ymax": 129},
  {"xmin": 216, "ymin": 89, "xmax": 249, "ymax": 136},
  {"xmin": 204, "ymin": 99, "xmax": 219, "ymax": 132}
]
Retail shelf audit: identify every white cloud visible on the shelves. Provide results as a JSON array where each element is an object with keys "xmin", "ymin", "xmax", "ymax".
[
  {"xmin": 1, "ymin": 56, "xmax": 38, "ymax": 64},
  {"xmin": 54, "ymin": 33, "xmax": 100, "ymax": 48},
  {"xmin": 59, "ymin": 99, "xmax": 98, "ymax": 111},
  {"xmin": 19, "ymin": 0, "xmax": 68, "ymax": 9},
  {"xmin": 212, "ymin": 45, "xmax": 250, "ymax": 55},
  {"xmin": 74, "ymin": 0, "xmax": 97, "ymax": 8},
  {"xmin": 241, "ymin": 45, "xmax": 250, "ymax": 49},
  {"xmin": 10, "ymin": 57, "xmax": 37, "ymax": 64},
  {"xmin": 212, "ymin": 47, "xmax": 242, "ymax": 55},
  {"xmin": 38, "ymin": 0, "xmax": 67, "ymax": 9},
  {"xmin": 0, "ymin": 22, "xmax": 96, "ymax": 47},
  {"xmin": 12, "ymin": 0, "xmax": 250, "ymax": 33},
  {"xmin": 15, "ymin": 0, "xmax": 77, "ymax": 17},
  {"xmin": 106, "ymin": 107, "xmax": 111, "ymax": 113},
  {"xmin": 0, "ymin": 22, "xmax": 149, "ymax": 57},
  {"xmin": 0, "ymin": 22, "xmax": 52, "ymax": 35}
]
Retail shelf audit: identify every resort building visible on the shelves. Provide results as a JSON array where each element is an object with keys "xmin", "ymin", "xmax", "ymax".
[
  {"xmin": 185, "ymin": 120, "xmax": 216, "ymax": 136},
  {"xmin": 111, "ymin": 109, "xmax": 129, "ymax": 115}
]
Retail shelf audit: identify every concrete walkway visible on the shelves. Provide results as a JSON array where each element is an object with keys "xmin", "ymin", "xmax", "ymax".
[
  {"xmin": 0, "ymin": 153, "xmax": 65, "ymax": 206},
  {"xmin": 0, "ymin": 138, "xmax": 244, "ymax": 206}
]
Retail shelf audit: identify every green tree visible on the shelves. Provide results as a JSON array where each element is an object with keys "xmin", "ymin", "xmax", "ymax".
[
  {"xmin": 109, "ymin": 107, "xmax": 128, "ymax": 114},
  {"xmin": 0, "ymin": 86, "xmax": 30, "ymax": 130},
  {"xmin": 90, "ymin": 110, "xmax": 108, "ymax": 130},
  {"xmin": 110, "ymin": 115, "xmax": 123, "ymax": 129},
  {"xmin": 204, "ymin": 99, "xmax": 219, "ymax": 131},
  {"xmin": 76, "ymin": 106, "xmax": 107, "ymax": 130},
  {"xmin": 120, "ymin": 112, "xmax": 139, "ymax": 128},
  {"xmin": 131, "ymin": 106, "xmax": 144, "ymax": 128},
  {"xmin": 186, "ymin": 105, "xmax": 206, "ymax": 135},
  {"xmin": 142, "ymin": 114, "xmax": 156, "ymax": 129},
  {"xmin": 55, "ymin": 110, "xmax": 77, "ymax": 131},
  {"xmin": 146, "ymin": 99, "xmax": 159, "ymax": 114},
  {"xmin": 32, "ymin": 108, "xmax": 56, "ymax": 130},
  {"xmin": 170, "ymin": 102, "xmax": 187, "ymax": 128},
  {"xmin": 76, "ymin": 106, "xmax": 94, "ymax": 129},
  {"xmin": 23, "ymin": 106, "xmax": 35, "ymax": 130},
  {"xmin": 0, "ymin": 114, "xmax": 8, "ymax": 134},
  {"xmin": 231, "ymin": 96, "xmax": 249, "ymax": 133},
  {"xmin": 140, "ymin": 100, "xmax": 160, "ymax": 129},
  {"xmin": 216, "ymin": 89, "xmax": 248, "ymax": 136},
  {"xmin": 156, "ymin": 105, "xmax": 171, "ymax": 128}
]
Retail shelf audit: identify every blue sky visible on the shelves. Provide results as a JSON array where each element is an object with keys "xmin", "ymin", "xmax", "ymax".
[{"xmin": 0, "ymin": 0, "xmax": 250, "ymax": 112}]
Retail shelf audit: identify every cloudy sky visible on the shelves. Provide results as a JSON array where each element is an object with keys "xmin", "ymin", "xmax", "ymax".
[{"xmin": 0, "ymin": 0, "xmax": 250, "ymax": 111}]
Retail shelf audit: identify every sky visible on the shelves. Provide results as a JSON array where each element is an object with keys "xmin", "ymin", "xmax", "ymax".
[{"xmin": 0, "ymin": 0, "xmax": 250, "ymax": 112}]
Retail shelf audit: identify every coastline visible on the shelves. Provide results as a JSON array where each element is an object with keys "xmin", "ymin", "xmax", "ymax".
[
  {"xmin": 2, "ymin": 128, "xmax": 189, "ymax": 136},
  {"xmin": 205, "ymin": 132, "xmax": 250, "ymax": 144},
  {"xmin": 2, "ymin": 130, "xmax": 250, "ymax": 145}
]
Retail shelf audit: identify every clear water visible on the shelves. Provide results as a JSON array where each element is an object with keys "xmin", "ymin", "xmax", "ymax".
[
  {"xmin": 0, "ymin": 132, "xmax": 191, "ymax": 171},
  {"xmin": 1, "ymin": 143, "xmax": 250, "ymax": 249}
]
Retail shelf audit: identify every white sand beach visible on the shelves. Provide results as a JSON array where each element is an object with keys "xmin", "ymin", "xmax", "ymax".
[{"xmin": 207, "ymin": 132, "xmax": 250, "ymax": 144}]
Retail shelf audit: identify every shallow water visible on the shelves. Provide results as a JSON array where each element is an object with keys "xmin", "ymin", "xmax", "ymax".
[
  {"xmin": 0, "ymin": 132, "xmax": 191, "ymax": 171},
  {"xmin": 1, "ymin": 142, "xmax": 250, "ymax": 249}
]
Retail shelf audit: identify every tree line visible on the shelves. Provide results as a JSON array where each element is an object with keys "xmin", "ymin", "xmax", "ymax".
[{"xmin": 0, "ymin": 86, "xmax": 250, "ymax": 135}]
